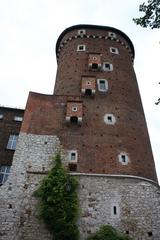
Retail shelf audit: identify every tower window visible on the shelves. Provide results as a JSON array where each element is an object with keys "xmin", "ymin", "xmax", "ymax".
[
  {"xmin": 111, "ymin": 203, "xmax": 119, "ymax": 218},
  {"xmin": 68, "ymin": 150, "xmax": 77, "ymax": 162},
  {"xmin": 113, "ymin": 206, "xmax": 117, "ymax": 215},
  {"xmin": 70, "ymin": 116, "xmax": 78, "ymax": 124},
  {"xmin": 0, "ymin": 166, "xmax": 11, "ymax": 186},
  {"xmin": 108, "ymin": 32, "xmax": 116, "ymax": 38},
  {"xmin": 72, "ymin": 106, "xmax": 78, "ymax": 112},
  {"xmin": 81, "ymin": 76, "xmax": 96, "ymax": 96},
  {"xmin": 104, "ymin": 114, "xmax": 116, "ymax": 125},
  {"xmin": 0, "ymin": 114, "xmax": 3, "ymax": 120},
  {"xmin": 110, "ymin": 47, "xmax": 119, "ymax": 54},
  {"xmin": 92, "ymin": 63, "xmax": 98, "ymax": 70},
  {"xmin": 77, "ymin": 45, "xmax": 86, "ymax": 51},
  {"xmin": 103, "ymin": 62, "xmax": 113, "ymax": 71},
  {"xmin": 78, "ymin": 29, "xmax": 86, "ymax": 35},
  {"xmin": 97, "ymin": 79, "xmax": 108, "ymax": 92},
  {"xmin": 6, "ymin": 134, "xmax": 18, "ymax": 150},
  {"xmin": 121, "ymin": 155, "xmax": 126, "ymax": 163},
  {"xmin": 118, "ymin": 152, "xmax": 129, "ymax": 165},
  {"xmin": 88, "ymin": 53, "xmax": 102, "ymax": 71}
]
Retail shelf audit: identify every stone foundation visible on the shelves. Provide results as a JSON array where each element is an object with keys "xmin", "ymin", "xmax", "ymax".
[{"xmin": 0, "ymin": 133, "xmax": 160, "ymax": 240}]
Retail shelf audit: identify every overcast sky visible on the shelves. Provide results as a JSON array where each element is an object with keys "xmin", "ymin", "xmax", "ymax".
[{"xmin": 0, "ymin": 0, "xmax": 160, "ymax": 182}]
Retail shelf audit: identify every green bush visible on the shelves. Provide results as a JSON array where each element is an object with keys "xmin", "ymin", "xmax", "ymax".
[
  {"xmin": 34, "ymin": 153, "xmax": 79, "ymax": 240},
  {"xmin": 86, "ymin": 225, "xmax": 132, "ymax": 240}
]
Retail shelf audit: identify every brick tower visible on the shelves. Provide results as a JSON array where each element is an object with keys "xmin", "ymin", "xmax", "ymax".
[{"xmin": 0, "ymin": 25, "xmax": 160, "ymax": 240}]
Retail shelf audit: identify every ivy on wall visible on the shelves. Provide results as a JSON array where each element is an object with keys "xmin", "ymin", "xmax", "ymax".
[{"xmin": 34, "ymin": 153, "xmax": 79, "ymax": 240}]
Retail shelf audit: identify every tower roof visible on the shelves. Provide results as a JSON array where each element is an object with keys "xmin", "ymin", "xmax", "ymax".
[{"xmin": 56, "ymin": 24, "xmax": 135, "ymax": 58}]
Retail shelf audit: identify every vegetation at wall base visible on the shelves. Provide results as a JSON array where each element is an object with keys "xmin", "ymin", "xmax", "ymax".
[
  {"xmin": 34, "ymin": 153, "xmax": 79, "ymax": 240},
  {"xmin": 86, "ymin": 225, "xmax": 133, "ymax": 240}
]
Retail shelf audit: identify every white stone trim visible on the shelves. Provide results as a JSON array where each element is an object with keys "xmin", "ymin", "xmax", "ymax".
[{"xmin": 69, "ymin": 172, "xmax": 159, "ymax": 186}]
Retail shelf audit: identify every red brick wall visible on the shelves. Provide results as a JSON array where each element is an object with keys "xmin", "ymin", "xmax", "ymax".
[{"xmin": 21, "ymin": 26, "xmax": 157, "ymax": 182}]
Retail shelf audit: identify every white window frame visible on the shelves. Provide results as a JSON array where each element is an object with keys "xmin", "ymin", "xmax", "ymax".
[
  {"xmin": 103, "ymin": 62, "xmax": 113, "ymax": 71},
  {"xmin": 0, "ymin": 114, "xmax": 3, "ymax": 120},
  {"xmin": 7, "ymin": 134, "xmax": 18, "ymax": 150},
  {"xmin": 97, "ymin": 79, "xmax": 108, "ymax": 92},
  {"xmin": 108, "ymin": 32, "xmax": 116, "ymax": 38},
  {"xmin": 77, "ymin": 29, "xmax": 86, "ymax": 35},
  {"xmin": 110, "ymin": 47, "xmax": 119, "ymax": 54},
  {"xmin": 77, "ymin": 44, "xmax": 86, "ymax": 52},
  {"xmin": 0, "ymin": 166, "xmax": 11, "ymax": 185},
  {"xmin": 14, "ymin": 116, "xmax": 23, "ymax": 122},
  {"xmin": 68, "ymin": 150, "xmax": 77, "ymax": 162}
]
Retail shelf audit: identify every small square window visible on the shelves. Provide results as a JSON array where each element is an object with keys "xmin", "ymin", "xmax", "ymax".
[
  {"xmin": 104, "ymin": 114, "xmax": 116, "ymax": 125},
  {"xmin": 68, "ymin": 151, "xmax": 77, "ymax": 162},
  {"xmin": 0, "ymin": 114, "xmax": 3, "ymax": 120},
  {"xmin": 108, "ymin": 32, "xmax": 116, "ymax": 38},
  {"xmin": 14, "ymin": 116, "xmax": 23, "ymax": 122},
  {"xmin": 118, "ymin": 152, "xmax": 129, "ymax": 165},
  {"xmin": 110, "ymin": 47, "xmax": 119, "ymax": 54},
  {"xmin": 77, "ymin": 45, "xmax": 86, "ymax": 51},
  {"xmin": 103, "ymin": 62, "xmax": 113, "ymax": 71},
  {"xmin": 78, "ymin": 29, "xmax": 86, "ymax": 35}
]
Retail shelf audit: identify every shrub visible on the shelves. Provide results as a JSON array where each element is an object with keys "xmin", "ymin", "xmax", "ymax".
[
  {"xmin": 34, "ymin": 153, "xmax": 79, "ymax": 240},
  {"xmin": 86, "ymin": 225, "xmax": 132, "ymax": 240}
]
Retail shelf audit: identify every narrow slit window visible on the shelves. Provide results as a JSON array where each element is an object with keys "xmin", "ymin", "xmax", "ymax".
[{"xmin": 113, "ymin": 206, "xmax": 117, "ymax": 215}]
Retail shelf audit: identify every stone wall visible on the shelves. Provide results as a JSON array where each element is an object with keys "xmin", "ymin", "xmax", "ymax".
[
  {"xmin": 0, "ymin": 132, "xmax": 160, "ymax": 240},
  {"xmin": 0, "ymin": 132, "xmax": 60, "ymax": 240}
]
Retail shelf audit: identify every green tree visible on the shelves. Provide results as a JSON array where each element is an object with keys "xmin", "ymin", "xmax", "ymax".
[
  {"xmin": 86, "ymin": 225, "xmax": 132, "ymax": 240},
  {"xmin": 133, "ymin": 0, "xmax": 160, "ymax": 29},
  {"xmin": 34, "ymin": 153, "xmax": 79, "ymax": 240}
]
